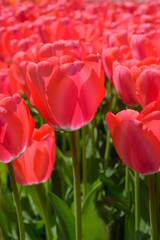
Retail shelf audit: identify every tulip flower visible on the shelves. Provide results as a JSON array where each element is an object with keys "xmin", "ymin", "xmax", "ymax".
[
  {"xmin": 0, "ymin": 68, "xmax": 20, "ymax": 95},
  {"xmin": 11, "ymin": 51, "xmax": 34, "ymax": 99},
  {"xmin": 112, "ymin": 57, "xmax": 160, "ymax": 106},
  {"xmin": 106, "ymin": 101, "xmax": 160, "ymax": 174},
  {"xmin": 34, "ymin": 40, "xmax": 89, "ymax": 61},
  {"xmin": 0, "ymin": 94, "xmax": 35, "ymax": 163},
  {"xmin": 136, "ymin": 64, "xmax": 160, "ymax": 107},
  {"xmin": 108, "ymin": 30, "xmax": 129, "ymax": 47},
  {"xmin": 112, "ymin": 59, "xmax": 140, "ymax": 105},
  {"xmin": 129, "ymin": 34, "xmax": 156, "ymax": 60},
  {"xmin": 26, "ymin": 49, "xmax": 105, "ymax": 131},
  {"xmin": 37, "ymin": 16, "xmax": 80, "ymax": 43},
  {"xmin": 102, "ymin": 46, "xmax": 131, "ymax": 85},
  {"xmin": 10, "ymin": 34, "xmax": 41, "ymax": 56},
  {"xmin": 12, "ymin": 124, "xmax": 56, "ymax": 185}
]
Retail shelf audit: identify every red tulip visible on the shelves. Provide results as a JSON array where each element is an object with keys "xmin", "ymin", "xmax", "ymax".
[
  {"xmin": 33, "ymin": 40, "xmax": 89, "ymax": 61},
  {"xmin": 112, "ymin": 57, "xmax": 160, "ymax": 106},
  {"xmin": 106, "ymin": 101, "xmax": 160, "ymax": 174},
  {"xmin": 130, "ymin": 34, "xmax": 156, "ymax": 60},
  {"xmin": 108, "ymin": 30, "xmax": 129, "ymax": 47},
  {"xmin": 0, "ymin": 68, "xmax": 20, "ymax": 95},
  {"xmin": 0, "ymin": 94, "xmax": 35, "ymax": 163},
  {"xmin": 102, "ymin": 46, "xmax": 131, "ymax": 85},
  {"xmin": 0, "ymin": 25, "xmax": 21, "ymax": 60},
  {"xmin": 26, "ymin": 49, "xmax": 105, "ymax": 131},
  {"xmin": 10, "ymin": 34, "xmax": 41, "ymax": 56},
  {"xmin": 136, "ymin": 64, "xmax": 160, "ymax": 107},
  {"xmin": 112, "ymin": 59, "xmax": 140, "ymax": 105},
  {"xmin": 12, "ymin": 124, "xmax": 56, "ymax": 185},
  {"xmin": 37, "ymin": 16, "xmax": 80, "ymax": 43},
  {"xmin": 11, "ymin": 51, "xmax": 34, "ymax": 99}
]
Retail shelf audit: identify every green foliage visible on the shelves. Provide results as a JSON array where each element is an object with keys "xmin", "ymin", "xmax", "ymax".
[
  {"xmin": 82, "ymin": 183, "xmax": 108, "ymax": 240},
  {"xmin": 49, "ymin": 192, "xmax": 75, "ymax": 240}
]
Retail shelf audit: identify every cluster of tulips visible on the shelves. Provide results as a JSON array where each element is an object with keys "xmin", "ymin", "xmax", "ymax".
[{"xmin": 1, "ymin": 0, "xmax": 160, "ymax": 239}]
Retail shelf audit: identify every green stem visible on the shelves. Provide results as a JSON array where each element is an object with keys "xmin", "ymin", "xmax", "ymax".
[
  {"xmin": 82, "ymin": 126, "xmax": 87, "ymax": 200},
  {"xmin": 109, "ymin": 84, "xmax": 113, "ymax": 110},
  {"xmin": 0, "ymin": 165, "xmax": 2, "ymax": 211},
  {"xmin": 156, "ymin": 173, "xmax": 160, "ymax": 223},
  {"xmin": 135, "ymin": 172, "xmax": 140, "ymax": 231},
  {"xmin": 35, "ymin": 184, "xmax": 52, "ymax": 240},
  {"xmin": 61, "ymin": 132, "xmax": 67, "ymax": 198},
  {"xmin": 69, "ymin": 131, "xmax": 82, "ymax": 240},
  {"xmin": 125, "ymin": 167, "xmax": 130, "ymax": 240},
  {"xmin": 148, "ymin": 174, "xmax": 157, "ymax": 240},
  {"xmin": 111, "ymin": 88, "xmax": 118, "ymax": 111},
  {"xmin": 104, "ymin": 130, "xmax": 111, "ymax": 171},
  {"xmin": 40, "ymin": 115, "xmax": 44, "ymax": 126},
  {"xmin": 0, "ymin": 165, "xmax": 3, "ymax": 240},
  {"xmin": 62, "ymin": 132, "xmax": 67, "ymax": 153},
  {"xmin": 91, "ymin": 119, "xmax": 95, "ymax": 157},
  {"xmin": 76, "ymin": 130, "xmax": 81, "ymax": 160},
  {"xmin": 7, "ymin": 162, "xmax": 25, "ymax": 240}
]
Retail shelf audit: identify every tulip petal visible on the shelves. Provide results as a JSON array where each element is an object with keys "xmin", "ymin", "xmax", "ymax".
[
  {"xmin": 12, "ymin": 124, "xmax": 55, "ymax": 185},
  {"xmin": 138, "ymin": 101, "xmax": 160, "ymax": 121},
  {"xmin": 113, "ymin": 66, "xmax": 139, "ymax": 105},
  {"xmin": 33, "ymin": 135, "xmax": 55, "ymax": 183},
  {"xmin": 136, "ymin": 69, "xmax": 160, "ymax": 107},
  {"xmin": 79, "ymin": 69, "xmax": 105, "ymax": 125},
  {"xmin": 141, "ymin": 111, "xmax": 160, "ymax": 142},
  {"xmin": 130, "ymin": 35, "xmax": 156, "ymax": 60},
  {"xmin": 11, "ymin": 156, "xmax": 27, "ymax": 185},
  {"xmin": 105, "ymin": 112, "xmax": 119, "ymax": 137},
  {"xmin": 112, "ymin": 119, "xmax": 160, "ymax": 174},
  {"xmin": 27, "ymin": 62, "xmax": 60, "ymax": 129},
  {"xmin": 102, "ymin": 47, "xmax": 119, "ymax": 84},
  {"xmin": 0, "ymin": 95, "xmax": 34, "ymax": 163},
  {"xmin": 116, "ymin": 109, "xmax": 139, "ymax": 121},
  {"xmin": 46, "ymin": 63, "xmax": 78, "ymax": 130}
]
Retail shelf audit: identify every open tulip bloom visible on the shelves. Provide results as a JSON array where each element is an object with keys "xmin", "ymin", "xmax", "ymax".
[
  {"xmin": 26, "ymin": 44, "xmax": 105, "ymax": 131},
  {"xmin": 106, "ymin": 101, "xmax": 160, "ymax": 175}
]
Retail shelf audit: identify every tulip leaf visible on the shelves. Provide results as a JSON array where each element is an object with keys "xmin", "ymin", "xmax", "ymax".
[
  {"xmin": 49, "ymin": 192, "xmax": 75, "ymax": 240},
  {"xmin": 0, "ymin": 181, "xmax": 18, "ymax": 239},
  {"xmin": 25, "ymin": 221, "xmax": 44, "ymax": 240},
  {"xmin": 135, "ymin": 231, "xmax": 150, "ymax": 240},
  {"xmin": 100, "ymin": 174, "xmax": 126, "ymax": 204},
  {"xmin": 82, "ymin": 183, "xmax": 108, "ymax": 240},
  {"xmin": 56, "ymin": 146, "xmax": 73, "ymax": 188}
]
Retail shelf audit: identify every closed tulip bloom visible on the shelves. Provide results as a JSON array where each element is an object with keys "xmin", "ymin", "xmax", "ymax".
[
  {"xmin": 112, "ymin": 59, "xmax": 140, "ymax": 105},
  {"xmin": 0, "ymin": 94, "xmax": 35, "ymax": 163},
  {"xmin": 106, "ymin": 101, "xmax": 160, "ymax": 174},
  {"xmin": 112, "ymin": 57, "xmax": 160, "ymax": 106},
  {"xmin": 10, "ymin": 34, "xmax": 41, "ymax": 56},
  {"xmin": 0, "ymin": 68, "xmax": 20, "ymax": 95},
  {"xmin": 33, "ymin": 40, "xmax": 89, "ymax": 61},
  {"xmin": 108, "ymin": 30, "xmax": 129, "ymax": 47},
  {"xmin": 11, "ymin": 51, "xmax": 33, "ymax": 99},
  {"xmin": 130, "ymin": 34, "xmax": 156, "ymax": 60},
  {"xmin": 136, "ymin": 65, "xmax": 160, "ymax": 107},
  {"xmin": 37, "ymin": 16, "xmax": 79, "ymax": 43},
  {"xmin": 26, "ymin": 52, "xmax": 105, "ymax": 131},
  {"xmin": 12, "ymin": 124, "xmax": 56, "ymax": 185},
  {"xmin": 102, "ymin": 46, "xmax": 131, "ymax": 85}
]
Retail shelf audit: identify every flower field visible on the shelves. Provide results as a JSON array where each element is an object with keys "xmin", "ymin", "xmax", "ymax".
[{"xmin": 0, "ymin": 0, "xmax": 160, "ymax": 240}]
